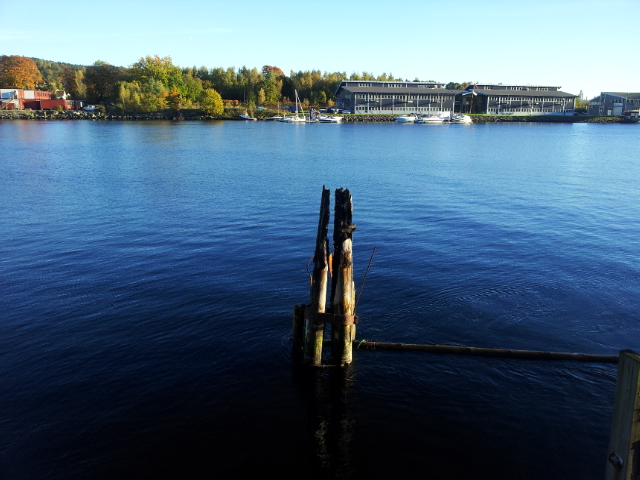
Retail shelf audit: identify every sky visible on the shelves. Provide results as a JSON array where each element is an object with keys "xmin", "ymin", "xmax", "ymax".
[{"xmin": 2, "ymin": 0, "xmax": 638, "ymax": 99}]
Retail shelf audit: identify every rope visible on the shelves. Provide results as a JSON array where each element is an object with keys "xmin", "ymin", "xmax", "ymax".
[{"xmin": 356, "ymin": 246, "xmax": 376, "ymax": 309}]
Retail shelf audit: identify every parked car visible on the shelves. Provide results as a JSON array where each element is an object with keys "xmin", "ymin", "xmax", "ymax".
[{"xmin": 83, "ymin": 105, "xmax": 98, "ymax": 111}]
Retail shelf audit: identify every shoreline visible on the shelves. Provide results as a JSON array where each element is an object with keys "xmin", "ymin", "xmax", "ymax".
[{"xmin": 0, "ymin": 109, "xmax": 629, "ymax": 123}]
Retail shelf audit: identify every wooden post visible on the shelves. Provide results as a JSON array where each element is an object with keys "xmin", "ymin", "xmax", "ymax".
[
  {"xmin": 331, "ymin": 188, "xmax": 356, "ymax": 366},
  {"xmin": 605, "ymin": 350, "xmax": 640, "ymax": 480},
  {"xmin": 303, "ymin": 187, "xmax": 331, "ymax": 366}
]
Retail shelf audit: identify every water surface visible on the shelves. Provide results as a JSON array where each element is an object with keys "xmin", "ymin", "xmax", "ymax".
[{"xmin": 1, "ymin": 120, "xmax": 639, "ymax": 479}]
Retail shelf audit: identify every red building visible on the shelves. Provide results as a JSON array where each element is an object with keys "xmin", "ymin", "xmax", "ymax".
[{"xmin": 1, "ymin": 89, "xmax": 81, "ymax": 110}]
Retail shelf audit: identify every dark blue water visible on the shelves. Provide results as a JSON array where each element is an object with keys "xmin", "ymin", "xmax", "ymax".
[{"xmin": 1, "ymin": 120, "xmax": 639, "ymax": 479}]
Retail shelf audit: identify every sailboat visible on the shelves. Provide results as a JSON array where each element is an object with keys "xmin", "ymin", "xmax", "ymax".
[
  {"xmin": 280, "ymin": 90, "xmax": 306, "ymax": 123},
  {"xmin": 265, "ymin": 101, "xmax": 283, "ymax": 121}
]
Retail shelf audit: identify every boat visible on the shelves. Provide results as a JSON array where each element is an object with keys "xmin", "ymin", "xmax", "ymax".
[
  {"xmin": 317, "ymin": 114, "xmax": 342, "ymax": 123},
  {"xmin": 395, "ymin": 114, "xmax": 418, "ymax": 123},
  {"xmin": 265, "ymin": 101, "xmax": 283, "ymax": 121},
  {"xmin": 620, "ymin": 110, "xmax": 639, "ymax": 123},
  {"xmin": 280, "ymin": 90, "xmax": 306, "ymax": 123},
  {"xmin": 280, "ymin": 114, "xmax": 306, "ymax": 123},
  {"xmin": 239, "ymin": 113, "xmax": 257, "ymax": 121},
  {"xmin": 448, "ymin": 114, "xmax": 472, "ymax": 124},
  {"xmin": 415, "ymin": 112, "xmax": 447, "ymax": 124}
]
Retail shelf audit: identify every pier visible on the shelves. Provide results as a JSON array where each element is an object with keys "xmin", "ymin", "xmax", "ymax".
[{"xmin": 294, "ymin": 188, "xmax": 639, "ymax": 478}]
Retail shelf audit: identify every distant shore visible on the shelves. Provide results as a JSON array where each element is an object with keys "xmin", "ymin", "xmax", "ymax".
[
  {"xmin": 0, "ymin": 109, "xmax": 628, "ymax": 123},
  {"xmin": 0, "ymin": 110, "xmax": 214, "ymax": 121},
  {"xmin": 338, "ymin": 114, "xmax": 625, "ymax": 123}
]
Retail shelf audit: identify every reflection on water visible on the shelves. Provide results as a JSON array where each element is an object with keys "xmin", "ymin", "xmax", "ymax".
[{"xmin": 294, "ymin": 365, "xmax": 356, "ymax": 480}]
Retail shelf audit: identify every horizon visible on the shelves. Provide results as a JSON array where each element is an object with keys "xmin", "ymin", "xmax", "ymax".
[{"xmin": 2, "ymin": 0, "xmax": 638, "ymax": 100}]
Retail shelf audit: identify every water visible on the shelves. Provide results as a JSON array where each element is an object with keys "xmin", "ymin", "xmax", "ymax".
[{"xmin": 1, "ymin": 120, "xmax": 639, "ymax": 479}]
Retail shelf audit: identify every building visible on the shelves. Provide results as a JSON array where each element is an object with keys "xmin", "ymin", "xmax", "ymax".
[
  {"xmin": 587, "ymin": 92, "xmax": 640, "ymax": 116},
  {"xmin": 0, "ymin": 88, "xmax": 82, "ymax": 110},
  {"xmin": 334, "ymin": 81, "xmax": 577, "ymax": 115},
  {"xmin": 335, "ymin": 81, "xmax": 457, "ymax": 115},
  {"xmin": 23, "ymin": 99, "xmax": 83, "ymax": 110},
  {"xmin": 1, "ymin": 88, "xmax": 53, "ymax": 109},
  {"xmin": 456, "ymin": 84, "xmax": 576, "ymax": 115}
]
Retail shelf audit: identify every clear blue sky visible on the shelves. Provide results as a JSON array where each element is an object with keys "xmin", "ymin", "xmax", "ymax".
[{"xmin": 2, "ymin": 0, "xmax": 638, "ymax": 99}]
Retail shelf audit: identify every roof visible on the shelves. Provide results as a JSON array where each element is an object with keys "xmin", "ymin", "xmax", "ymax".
[
  {"xmin": 338, "ymin": 85, "xmax": 576, "ymax": 98},
  {"xmin": 471, "ymin": 84, "xmax": 562, "ymax": 90},
  {"xmin": 601, "ymin": 92, "xmax": 640, "ymax": 100},
  {"xmin": 468, "ymin": 88, "xmax": 576, "ymax": 98},
  {"xmin": 338, "ymin": 85, "xmax": 461, "ymax": 96},
  {"xmin": 340, "ymin": 80, "xmax": 445, "ymax": 87}
]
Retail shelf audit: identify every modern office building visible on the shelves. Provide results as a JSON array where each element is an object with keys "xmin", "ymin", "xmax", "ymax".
[
  {"xmin": 334, "ymin": 81, "xmax": 577, "ymax": 115},
  {"xmin": 457, "ymin": 84, "xmax": 577, "ymax": 115},
  {"xmin": 335, "ymin": 81, "xmax": 456, "ymax": 114},
  {"xmin": 587, "ymin": 92, "xmax": 640, "ymax": 116}
]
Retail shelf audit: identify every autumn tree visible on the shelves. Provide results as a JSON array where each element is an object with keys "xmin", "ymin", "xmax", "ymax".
[
  {"xmin": 132, "ymin": 55, "xmax": 184, "ymax": 93},
  {"xmin": 60, "ymin": 65, "xmax": 76, "ymax": 94},
  {"xmin": 200, "ymin": 88, "xmax": 223, "ymax": 116},
  {"xmin": 349, "ymin": 71, "xmax": 375, "ymax": 81},
  {"xmin": 180, "ymin": 71, "xmax": 203, "ymax": 105},
  {"xmin": 138, "ymin": 78, "xmax": 168, "ymax": 111},
  {"xmin": 74, "ymin": 70, "xmax": 87, "ymax": 98},
  {"xmin": 59, "ymin": 64, "xmax": 87, "ymax": 98},
  {"xmin": 33, "ymin": 58, "xmax": 62, "ymax": 91},
  {"xmin": 257, "ymin": 65, "xmax": 283, "ymax": 103},
  {"xmin": 85, "ymin": 61, "xmax": 122, "ymax": 103},
  {"xmin": 317, "ymin": 91, "xmax": 327, "ymax": 106},
  {"xmin": 167, "ymin": 89, "xmax": 181, "ymax": 111},
  {"xmin": 0, "ymin": 55, "xmax": 43, "ymax": 89},
  {"xmin": 117, "ymin": 81, "xmax": 143, "ymax": 112},
  {"xmin": 262, "ymin": 65, "xmax": 285, "ymax": 78}
]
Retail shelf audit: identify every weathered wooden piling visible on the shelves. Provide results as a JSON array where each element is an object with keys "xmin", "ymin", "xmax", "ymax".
[
  {"xmin": 605, "ymin": 350, "xmax": 640, "ymax": 480},
  {"xmin": 303, "ymin": 187, "xmax": 331, "ymax": 366},
  {"xmin": 330, "ymin": 188, "xmax": 357, "ymax": 366}
]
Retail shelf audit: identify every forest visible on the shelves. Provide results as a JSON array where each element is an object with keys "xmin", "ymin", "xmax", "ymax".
[{"xmin": 0, "ymin": 54, "xmax": 472, "ymax": 115}]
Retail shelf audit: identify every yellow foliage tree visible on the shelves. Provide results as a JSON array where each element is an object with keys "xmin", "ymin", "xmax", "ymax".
[
  {"xmin": 167, "ymin": 89, "xmax": 181, "ymax": 111},
  {"xmin": 201, "ymin": 89, "xmax": 223, "ymax": 116},
  {"xmin": 0, "ymin": 55, "xmax": 43, "ymax": 89}
]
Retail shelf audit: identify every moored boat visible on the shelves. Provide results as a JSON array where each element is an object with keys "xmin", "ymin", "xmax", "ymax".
[
  {"xmin": 395, "ymin": 114, "xmax": 418, "ymax": 123},
  {"xmin": 415, "ymin": 112, "xmax": 447, "ymax": 124},
  {"xmin": 448, "ymin": 114, "xmax": 472, "ymax": 124},
  {"xmin": 280, "ymin": 114, "xmax": 306, "ymax": 123},
  {"xmin": 620, "ymin": 110, "xmax": 639, "ymax": 123},
  {"xmin": 239, "ymin": 113, "xmax": 257, "ymax": 121},
  {"xmin": 280, "ymin": 89, "xmax": 306, "ymax": 123},
  {"xmin": 317, "ymin": 114, "xmax": 342, "ymax": 123}
]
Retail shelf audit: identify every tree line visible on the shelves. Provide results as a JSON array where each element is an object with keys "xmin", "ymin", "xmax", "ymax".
[{"xmin": 1, "ymin": 54, "xmax": 474, "ymax": 115}]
